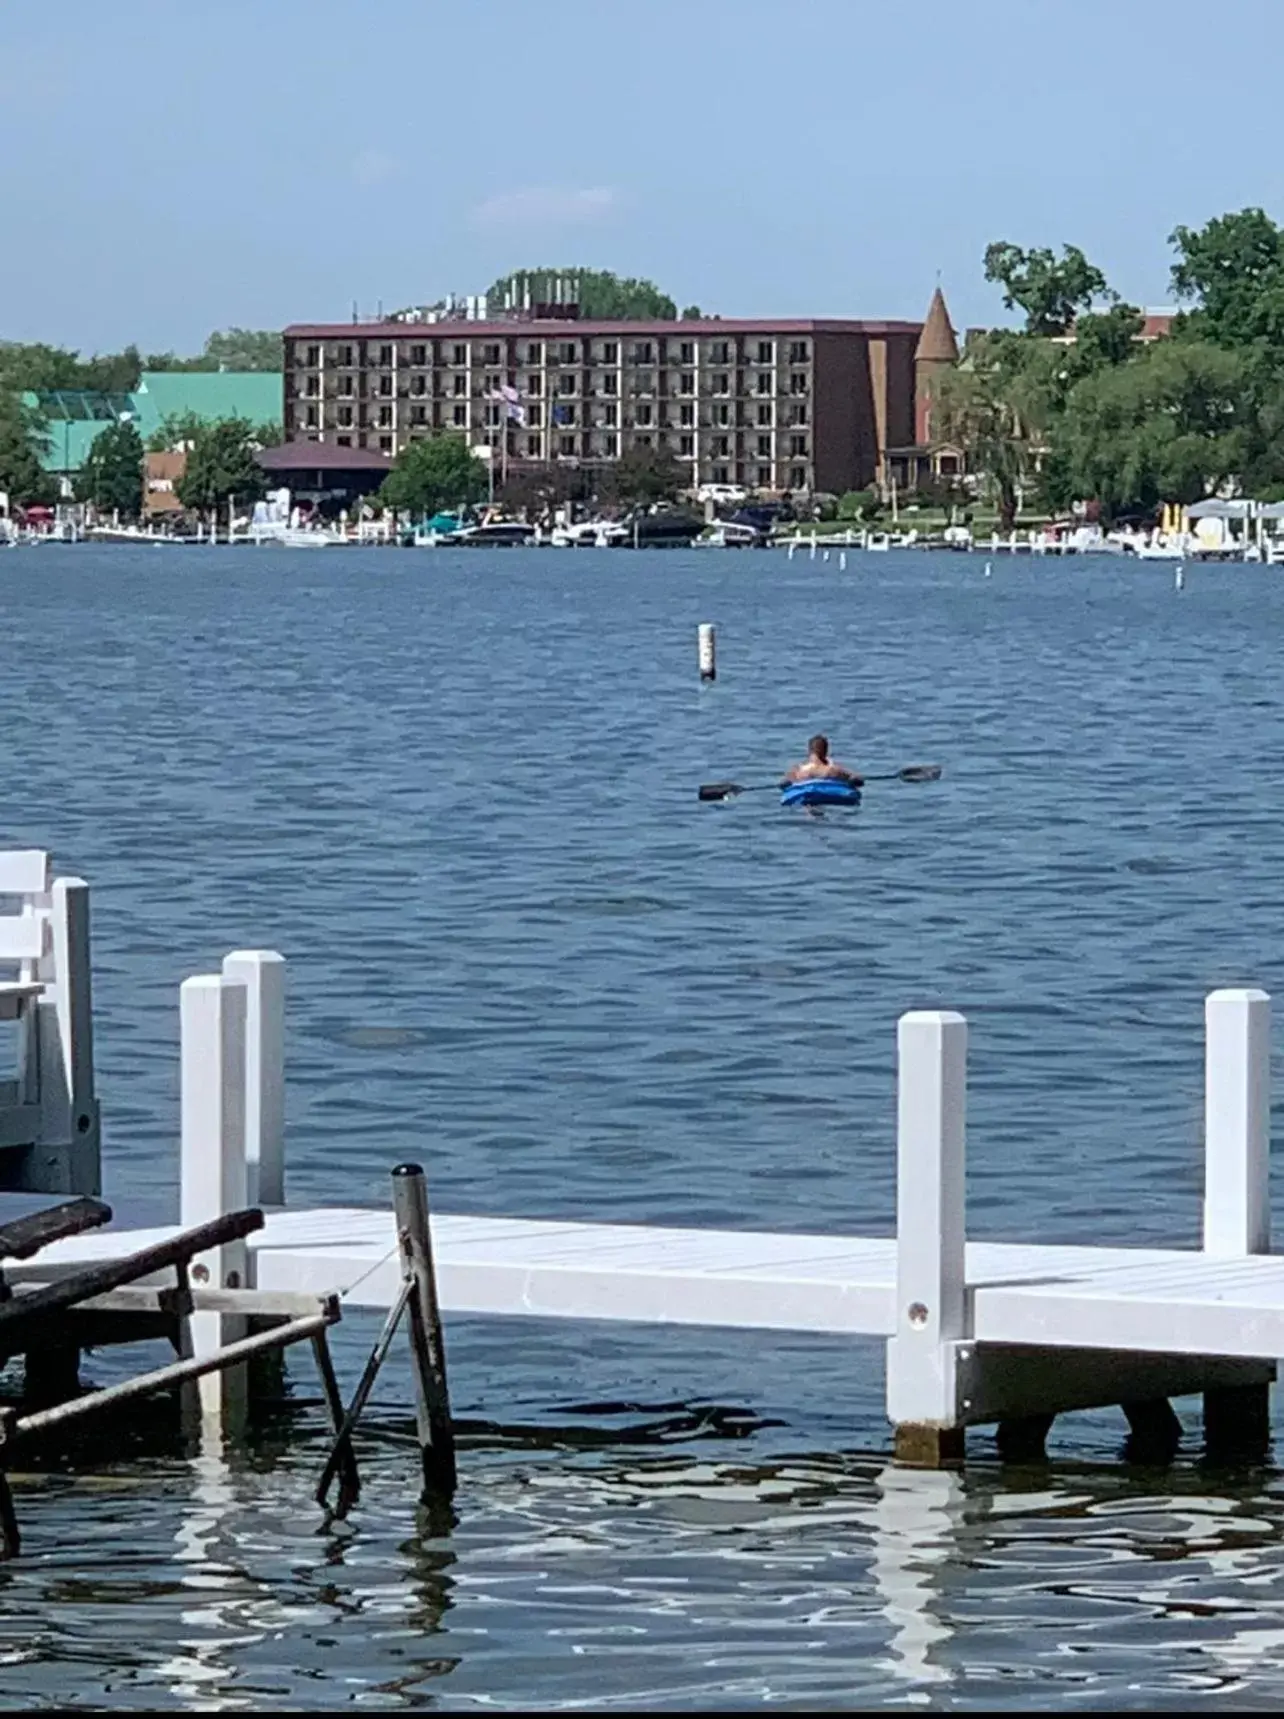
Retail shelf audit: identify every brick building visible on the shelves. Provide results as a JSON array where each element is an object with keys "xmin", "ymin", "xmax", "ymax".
[{"xmin": 281, "ymin": 308, "xmax": 944, "ymax": 496}]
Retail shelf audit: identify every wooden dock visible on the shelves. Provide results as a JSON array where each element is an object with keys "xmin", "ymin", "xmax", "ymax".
[{"xmin": 4, "ymin": 850, "xmax": 1284, "ymax": 1545}]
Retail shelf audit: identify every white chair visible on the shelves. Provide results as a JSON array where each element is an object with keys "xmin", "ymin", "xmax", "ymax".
[{"xmin": 0, "ymin": 851, "xmax": 100, "ymax": 1196}]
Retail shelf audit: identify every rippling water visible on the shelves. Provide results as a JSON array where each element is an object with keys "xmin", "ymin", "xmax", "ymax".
[{"xmin": 3, "ymin": 543, "xmax": 1284, "ymax": 1708}]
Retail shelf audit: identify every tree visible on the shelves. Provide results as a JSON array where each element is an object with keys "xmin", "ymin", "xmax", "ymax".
[
  {"xmin": 1046, "ymin": 339, "xmax": 1247, "ymax": 521},
  {"xmin": 0, "ymin": 341, "xmax": 143, "ymax": 395},
  {"xmin": 0, "ymin": 393, "xmax": 54, "ymax": 505},
  {"xmin": 378, "ymin": 433, "xmax": 487, "ymax": 515},
  {"xmin": 484, "ymin": 268, "xmax": 678, "ymax": 319},
  {"xmin": 201, "ymin": 328, "xmax": 283, "ymax": 371},
  {"xmin": 77, "ymin": 419, "xmax": 144, "ymax": 517},
  {"xmin": 983, "ymin": 241, "xmax": 1111, "ymax": 336},
  {"xmin": 1170, "ymin": 208, "xmax": 1284, "ymax": 349},
  {"xmin": 175, "ymin": 417, "xmax": 267, "ymax": 517},
  {"xmin": 604, "ymin": 444, "xmax": 685, "ymax": 505},
  {"xmin": 937, "ymin": 332, "xmax": 1048, "ymax": 528}
]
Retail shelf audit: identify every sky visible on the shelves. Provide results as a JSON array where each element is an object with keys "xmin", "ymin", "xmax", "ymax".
[{"xmin": 2, "ymin": 0, "xmax": 1283, "ymax": 354}]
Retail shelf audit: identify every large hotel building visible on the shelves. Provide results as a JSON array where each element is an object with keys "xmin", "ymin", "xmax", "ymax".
[{"xmin": 281, "ymin": 291, "xmax": 959, "ymax": 496}]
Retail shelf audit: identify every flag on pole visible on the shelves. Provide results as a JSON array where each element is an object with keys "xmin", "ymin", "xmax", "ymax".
[{"xmin": 491, "ymin": 382, "xmax": 525, "ymax": 426}]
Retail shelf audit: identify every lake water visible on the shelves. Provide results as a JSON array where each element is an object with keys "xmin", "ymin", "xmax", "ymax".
[{"xmin": 3, "ymin": 543, "xmax": 1284, "ymax": 1709}]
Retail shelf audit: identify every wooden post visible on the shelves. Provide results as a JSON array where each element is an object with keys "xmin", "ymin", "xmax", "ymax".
[
  {"xmin": 887, "ymin": 1010, "xmax": 968, "ymax": 1465},
  {"xmin": 1203, "ymin": 987, "xmax": 1273, "ymax": 1458},
  {"xmin": 391, "ymin": 1163, "xmax": 456, "ymax": 1496},
  {"xmin": 222, "ymin": 951, "xmax": 286, "ymax": 1207},
  {"xmin": 180, "ymin": 974, "xmax": 248, "ymax": 1429}
]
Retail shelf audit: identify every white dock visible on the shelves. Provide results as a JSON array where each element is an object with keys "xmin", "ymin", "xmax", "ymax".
[{"xmin": 4, "ymin": 855, "xmax": 1283, "ymax": 1466}]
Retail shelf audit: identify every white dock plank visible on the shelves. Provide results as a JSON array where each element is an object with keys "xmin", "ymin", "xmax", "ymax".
[{"xmin": 17, "ymin": 1206, "xmax": 1284, "ymax": 1356}]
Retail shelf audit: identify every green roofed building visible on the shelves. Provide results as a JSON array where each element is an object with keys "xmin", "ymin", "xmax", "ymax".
[{"xmin": 24, "ymin": 371, "xmax": 283, "ymax": 486}]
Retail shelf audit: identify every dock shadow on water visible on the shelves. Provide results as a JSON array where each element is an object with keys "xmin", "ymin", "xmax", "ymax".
[{"xmin": 7, "ymin": 546, "xmax": 1284, "ymax": 1706}]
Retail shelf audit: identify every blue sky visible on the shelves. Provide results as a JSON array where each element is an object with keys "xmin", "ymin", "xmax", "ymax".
[{"xmin": 2, "ymin": 0, "xmax": 1281, "ymax": 353}]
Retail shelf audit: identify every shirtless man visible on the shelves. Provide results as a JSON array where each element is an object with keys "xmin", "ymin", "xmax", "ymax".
[{"xmin": 782, "ymin": 734, "xmax": 864, "ymax": 787}]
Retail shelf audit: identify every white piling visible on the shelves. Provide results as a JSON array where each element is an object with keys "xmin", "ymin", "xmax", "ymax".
[
  {"xmin": 697, "ymin": 622, "xmax": 716, "ymax": 682},
  {"xmin": 839, "ymin": 551, "xmax": 847, "ymax": 570},
  {"xmin": 810, "ymin": 531, "xmax": 817, "ymax": 560},
  {"xmin": 823, "ymin": 549, "xmax": 830, "ymax": 562},
  {"xmin": 1175, "ymin": 565, "xmax": 1185, "ymax": 591},
  {"xmin": 36, "ymin": 877, "xmax": 101, "ymax": 1193},
  {"xmin": 886, "ymin": 1011, "xmax": 968, "ymax": 1448},
  {"xmin": 787, "ymin": 540, "xmax": 796, "ymax": 560},
  {"xmin": 180, "ymin": 973, "xmax": 249, "ymax": 1425},
  {"xmin": 1203, "ymin": 988, "xmax": 1270, "ymax": 1256},
  {"xmin": 222, "ymin": 950, "xmax": 286, "ymax": 1206},
  {"xmin": 984, "ymin": 561, "xmax": 992, "ymax": 578}
]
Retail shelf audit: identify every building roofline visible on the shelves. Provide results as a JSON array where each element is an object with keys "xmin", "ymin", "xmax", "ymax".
[{"xmin": 283, "ymin": 317, "xmax": 925, "ymax": 340}]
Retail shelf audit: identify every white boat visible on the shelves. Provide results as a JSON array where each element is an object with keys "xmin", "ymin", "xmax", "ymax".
[{"xmin": 865, "ymin": 531, "xmax": 891, "ymax": 552}]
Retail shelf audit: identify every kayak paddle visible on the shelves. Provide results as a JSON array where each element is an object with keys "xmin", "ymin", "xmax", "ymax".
[{"xmin": 697, "ymin": 764, "xmax": 941, "ymax": 802}]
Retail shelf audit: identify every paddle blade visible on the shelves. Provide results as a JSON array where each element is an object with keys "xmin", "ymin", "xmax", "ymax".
[
  {"xmin": 899, "ymin": 764, "xmax": 942, "ymax": 783},
  {"xmin": 698, "ymin": 782, "xmax": 742, "ymax": 801}
]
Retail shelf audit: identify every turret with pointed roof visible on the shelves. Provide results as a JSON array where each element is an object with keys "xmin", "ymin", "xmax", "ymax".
[{"xmin": 914, "ymin": 285, "xmax": 958, "ymax": 446}]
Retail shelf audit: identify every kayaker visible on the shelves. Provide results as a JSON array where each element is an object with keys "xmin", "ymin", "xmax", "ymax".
[{"xmin": 783, "ymin": 734, "xmax": 864, "ymax": 787}]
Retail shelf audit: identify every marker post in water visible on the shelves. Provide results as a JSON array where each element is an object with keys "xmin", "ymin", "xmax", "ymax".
[{"xmin": 698, "ymin": 622, "xmax": 716, "ymax": 682}]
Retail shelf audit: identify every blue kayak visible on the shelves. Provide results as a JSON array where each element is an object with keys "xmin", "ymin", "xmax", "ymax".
[{"xmin": 781, "ymin": 779, "xmax": 862, "ymax": 809}]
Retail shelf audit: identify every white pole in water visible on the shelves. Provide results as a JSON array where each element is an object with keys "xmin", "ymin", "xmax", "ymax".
[
  {"xmin": 823, "ymin": 549, "xmax": 830, "ymax": 562},
  {"xmin": 697, "ymin": 622, "xmax": 716, "ymax": 682},
  {"xmin": 839, "ymin": 551, "xmax": 847, "ymax": 570},
  {"xmin": 1175, "ymin": 564, "xmax": 1185, "ymax": 591},
  {"xmin": 787, "ymin": 539, "xmax": 796, "ymax": 560},
  {"xmin": 810, "ymin": 530, "xmax": 818, "ymax": 559},
  {"xmin": 984, "ymin": 561, "xmax": 992, "ymax": 578},
  {"xmin": 1203, "ymin": 987, "xmax": 1270, "ymax": 1256}
]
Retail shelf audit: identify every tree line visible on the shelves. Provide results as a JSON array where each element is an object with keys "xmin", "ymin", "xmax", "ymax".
[{"xmin": 939, "ymin": 208, "xmax": 1284, "ymax": 526}]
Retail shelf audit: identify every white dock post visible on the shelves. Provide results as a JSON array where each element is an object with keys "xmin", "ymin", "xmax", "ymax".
[
  {"xmin": 886, "ymin": 1010, "xmax": 968, "ymax": 1465},
  {"xmin": 1203, "ymin": 987, "xmax": 1270, "ymax": 1256},
  {"xmin": 35, "ymin": 877, "xmax": 101, "ymax": 1195},
  {"xmin": 222, "ymin": 950, "xmax": 286, "ymax": 1207},
  {"xmin": 1202, "ymin": 986, "xmax": 1273, "ymax": 1456},
  {"xmin": 180, "ymin": 974, "xmax": 248, "ymax": 1427}
]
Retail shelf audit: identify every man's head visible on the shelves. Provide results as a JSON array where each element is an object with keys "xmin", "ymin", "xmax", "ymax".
[{"xmin": 808, "ymin": 734, "xmax": 830, "ymax": 762}]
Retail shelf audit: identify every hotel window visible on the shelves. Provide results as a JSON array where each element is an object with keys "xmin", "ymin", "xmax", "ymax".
[
  {"xmin": 410, "ymin": 344, "xmax": 427, "ymax": 366},
  {"xmin": 635, "ymin": 403, "xmax": 653, "ymax": 427},
  {"xmin": 756, "ymin": 372, "xmax": 773, "ymax": 394},
  {"xmin": 483, "ymin": 343, "xmax": 502, "ymax": 365},
  {"xmin": 305, "ymin": 344, "xmax": 319, "ymax": 366},
  {"xmin": 338, "ymin": 405, "xmax": 354, "ymax": 427},
  {"xmin": 337, "ymin": 434, "xmax": 351, "ymax": 446},
  {"xmin": 526, "ymin": 342, "xmax": 542, "ymax": 364},
  {"xmin": 788, "ymin": 341, "xmax": 809, "ymax": 363},
  {"xmin": 337, "ymin": 375, "xmax": 354, "ymax": 397},
  {"xmin": 525, "ymin": 373, "xmax": 542, "ymax": 395},
  {"xmin": 678, "ymin": 372, "xmax": 694, "ymax": 395},
  {"xmin": 604, "ymin": 432, "xmax": 618, "ymax": 456},
  {"xmin": 789, "ymin": 372, "xmax": 808, "ymax": 395},
  {"xmin": 410, "ymin": 375, "xmax": 427, "ymax": 396},
  {"xmin": 486, "ymin": 403, "xmax": 500, "ymax": 427},
  {"xmin": 631, "ymin": 342, "xmax": 653, "ymax": 364},
  {"xmin": 710, "ymin": 341, "xmax": 730, "ymax": 364},
  {"xmin": 757, "ymin": 434, "xmax": 771, "ymax": 457},
  {"xmin": 304, "ymin": 405, "xmax": 318, "ymax": 427},
  {"xmin": 378, "ymin": 405, "xmax": 393, "ymax": 427},
  {"xmin": 603, "ymin": 403, "xmax": 618, "ymax": 426},
  {"xmin": 712, "ymin": 372, "xmax": 730, "ymax": 395},
  {"xmin": 304, "ymin": 375, "xmax": 320, "ymax": 396},
  {"xmin": 635, "ymin": 433, "xmax": 651, "ymax": 447},
  {"xmin": 600, "ymin": 373, "xmax": 618, "ymax": 396},
  {"xmin": 756, "ymin": 340, "xmax": 773, "ymax": 364},
  {"xmin": 559, "ymin": 341, "xmax": 577, "ymax": 364},
  {"xmin": 526, "ymin": 433, "xmax": 542, "ymax": 457},
  {"xmin": 453, "ymin": 404, "xmax": 466, "ymax": 426},
  {"xmin": 635, "ymin": 371, "xmax": 654, "ymax": 394},
  {"xmin": 713, "ymin": 464, "xmax": 729, "ymax": 483},
  {"xmin": 453, "ymin": 374, "xmax": 467, "ymax": 396},
  {"xmin": 790, "ymin": 465, "xmax": 806, "ymax": 488},
  {"xmin": 378, "ymin": 344, "xmax": 393, "ymax": 366},
  {"xmin": 679, "ymin": 403, "xmax": 694, "ymax": 427},
  {"xmin": 410, "ymin": 404, "xmax": 427, "ymax": 425},
  {"xmin": 757, "ymin": 403, "xmax": 773, "ymax": 426},
  {"xmin": 714, "ymin": 435, "xmax": 729, "ymax": 456},
  {"xmin": 559, "ymin": 434, "xmax": 576, "ymax": 456},
  {"xmin": 380, "ymin": 434, "xmax": 393, "ymax": 451},
  {"xmin": 602, "ymin": 341, "xmax": 618, "ymax": 363},
  {"xmin": 788, "ymin": 403, "xmax": 807, "ymax": 425},
  {"xmin": 338, "ymin": 343, "xmax": 354, "ymax": 365},
  {"xmin": 452, "ymin": 343, "xmax": 467, "ymax": 365},
  {"xmin": 680, "ymin": 434, "xmax": 694, "ymax": 456},
  {"xmin": 715, "ymin": 403, "xmax": 730, "ymax": 427},
  {"xmin": 679, "ymin": 342, "xmax": 694, "ymax": 364},
  {"xmin": 757, "ymin": 465, "xmax": 771, "ymax": 487},
  {"xmin": 378, "ymin": 375, "xmax": 393, "ymax": 396},
  {"xmin": 789, "ymin": 433, "xmax": 807, "ymax": 455},
  {"xmin": 557, "ymin": 373, "xmax": 577, "ymax": 395}
]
